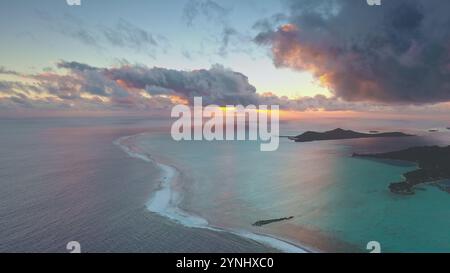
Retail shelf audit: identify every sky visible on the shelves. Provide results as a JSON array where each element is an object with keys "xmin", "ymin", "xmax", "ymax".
[
  {"xmin": 1, "ymin": 0, "xmax": 450, "ymax": 117},
  {"xmin": 0, "ymin": 0, "xmax": 326, "ymax": 98}
]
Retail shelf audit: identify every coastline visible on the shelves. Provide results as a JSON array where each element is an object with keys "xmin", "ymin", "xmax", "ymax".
[{"xmin": 114, "ymin": 133, "xmax": 311, "ymax": 253}]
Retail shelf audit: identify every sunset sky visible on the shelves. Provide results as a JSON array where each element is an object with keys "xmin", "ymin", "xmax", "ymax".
[{"xmin": 1, "ymin": 0, "xmax": 450, "ymax": 116}]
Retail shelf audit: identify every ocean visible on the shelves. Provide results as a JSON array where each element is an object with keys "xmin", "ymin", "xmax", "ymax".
[
  {"xmin": 0, "ymin": 116, "xmax": 273, "ymax": 253},
  {"xmin": 1, "ymin": 116, "xmax": 450, "ymax": 252}
]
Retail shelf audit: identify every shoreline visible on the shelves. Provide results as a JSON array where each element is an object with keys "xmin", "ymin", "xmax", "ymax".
[
  {"xmin": 353, "ymin": 145, "xmax": 450, "ymax": 195},
  {"xmin": 114, "ymin": 133, "xmax": 311, "ymax": 253}
]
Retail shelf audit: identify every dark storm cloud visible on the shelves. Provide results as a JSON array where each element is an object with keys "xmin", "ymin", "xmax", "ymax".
[{"xmin": 255, "ymin": 0, "xmax": 450, "ymax": 104}]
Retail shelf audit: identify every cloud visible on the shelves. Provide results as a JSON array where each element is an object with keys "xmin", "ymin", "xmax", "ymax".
[
  {"xmin": 255, "ymin": 0, "xmax": 450, "ymax": 104},
  {"xmin": 218, "ymin": 27, "xmax": 238, "ymax": 57},
  {"xmin": 3, "ymin": 60, "xmax": 450, "ymax": 114},
  {"xmin": 101, "ymin": 19, "xmax": 169, "ymax": 57},
  {"xmin": 103, "ymin": 63, "xmax": 259, "ymax": 105},
  {"xmin": 252, "ymin": 13, "xmax": 288, "ymax": 32},
  {"xmin": 57, "ymin": 61, "xmax": 96, "ymax": 71},
  {"xmin": 0, "ymin": 61, "xmax": 259, "ymax": 110},
  {"xmin": 36, "ymin": 11, "xmax": 101, "ymax": 48},
  {"xmin": 36, "ymin": 11, "xmax": 168, "ymax": 57},
  {"xmin": 1, "ymin": 60, "xmax": 357, "ymax": 111},
  {"xmin": 0, "ymin": 67, "xmax": 20, "ymax": 76},
  {"xmin": 182, "ymin": 0, "xmax": 230, "ymax": 26},
  {"xmin": 103, "ymin": 19, "xmax": 157, "ymax": 48},
  {"xmin": 180, "ymin": 0, "xmax": 258, "ymax": 59},
  {"xmin": 215, "ymin": 27, "xmax": 256, "ymax": 58},
  {"xmin": 182, "ymin": 0, "xmax": 234, "ymax": 58}
]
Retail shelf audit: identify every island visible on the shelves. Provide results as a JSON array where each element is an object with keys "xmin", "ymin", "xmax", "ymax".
[
  {"xmin": 252, "ymin": 216, "xmax": 294, "ymax": 227},
  {"xmin": 353, "ymin": 146, "xmax": 450, "ymax": 195},
  {"xmin": 289, "ymin": 128, "xmax": 414, "ymax": 142}
]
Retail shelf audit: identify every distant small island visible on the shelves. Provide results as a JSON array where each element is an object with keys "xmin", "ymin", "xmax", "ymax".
[
  {"xmin": 354, "ymin": 146, "xmax": 450, "ymax": 195},
  {"xmin": 289, "ymin": 128, "xmax": 414, "ymax": 142}
]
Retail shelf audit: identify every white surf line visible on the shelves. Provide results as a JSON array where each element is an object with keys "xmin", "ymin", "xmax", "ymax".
[
  {"xmin": 114, "ymin": 135, "xmax": 211, "ymax": 228},
  {"xmin": 114, "ymin": 134, "xmax": 309, "ymax": 253}
]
